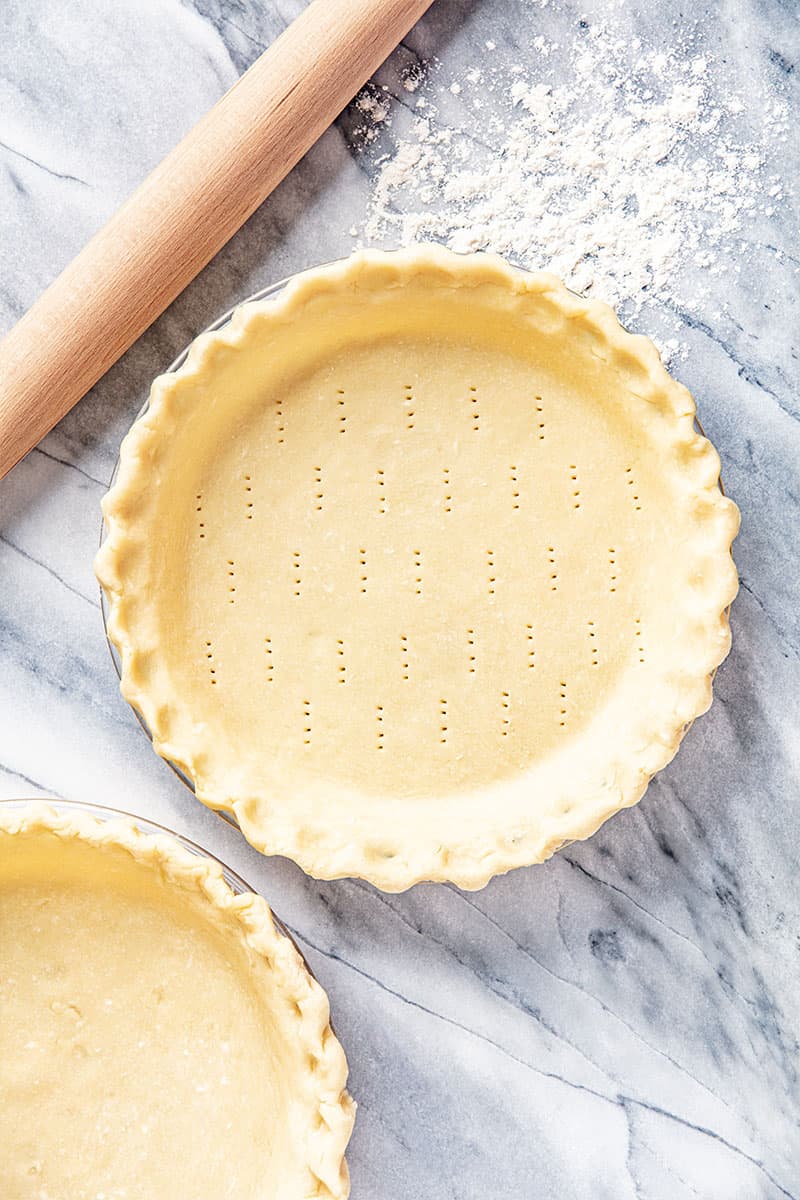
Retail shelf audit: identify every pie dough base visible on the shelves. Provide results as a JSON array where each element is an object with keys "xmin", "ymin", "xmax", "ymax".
[
  {"xmin": 97, "ymin": 247, "xmax": 739, "ymax": 890},
  {"xmin": 0, "ymin": 806, "xmax": 353, "ymax": 1199}
]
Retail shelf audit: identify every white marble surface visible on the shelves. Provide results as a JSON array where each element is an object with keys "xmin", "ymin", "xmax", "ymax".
[{"xmin": 1, "ymin": 2, "xmax": 799, "ymax": 1196}]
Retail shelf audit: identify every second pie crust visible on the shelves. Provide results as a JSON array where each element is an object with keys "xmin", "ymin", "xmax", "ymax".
[{"xmin": 0, "ymin": 803, "xmax": 354, "ymax": 1198}]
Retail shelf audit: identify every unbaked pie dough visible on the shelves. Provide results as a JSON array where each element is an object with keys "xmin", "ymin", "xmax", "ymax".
[
  {"xmin": 0, "ymin": 804, "xmax": 353, "ymax": 1199},
  {"xmin": 97, "ymin": 246, "xmax": 739, "ymax": 891}
]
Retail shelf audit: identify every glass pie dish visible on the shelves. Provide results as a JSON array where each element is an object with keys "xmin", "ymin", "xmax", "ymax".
[
  {"xmin": 97, "ymin": 246, "xmax": 738, "ymax": 891},
  {"xmin": 0, "ymin": 797, "xmax": 354, "ymax": 1198}
]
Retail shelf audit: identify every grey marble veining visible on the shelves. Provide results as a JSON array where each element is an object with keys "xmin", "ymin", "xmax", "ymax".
[{"xmin": 0, "ymin": 2, "xmax": 798, "ymax": 1197}]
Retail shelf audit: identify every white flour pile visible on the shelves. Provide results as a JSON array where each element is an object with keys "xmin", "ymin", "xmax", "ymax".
[{"xmin": 352, "ymin": 14, "xmax": 788, "ymax": 345}]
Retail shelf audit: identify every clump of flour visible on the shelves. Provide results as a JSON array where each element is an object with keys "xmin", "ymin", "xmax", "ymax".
[
  {"xmin": 352, "ymin": 16, "xmax": 788, "ymax": 346},
  {"xmin": 352, "ymin": 86, "xmax": 392, "ymax": 143}
]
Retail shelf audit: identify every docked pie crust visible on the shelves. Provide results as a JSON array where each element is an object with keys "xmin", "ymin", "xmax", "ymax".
[
  {"xmin": 96, "ymin": 246, "xmax": 739, "ymax": 892},
  {"xmin": 0, "ymin": 804, "xmax": 354, "ymax": 1199}
]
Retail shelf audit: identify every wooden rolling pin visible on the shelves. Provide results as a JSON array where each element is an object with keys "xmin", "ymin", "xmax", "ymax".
[{"xmin": 0, "ymin": 0, "xmax": 433, "ymax": 480}]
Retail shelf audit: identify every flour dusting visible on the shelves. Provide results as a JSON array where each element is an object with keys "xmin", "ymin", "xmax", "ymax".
[{"xmin": 352, "ymin": 13, "xmax": 789, "ymax": 351}]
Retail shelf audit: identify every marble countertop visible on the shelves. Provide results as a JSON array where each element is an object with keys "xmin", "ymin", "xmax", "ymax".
[{"xmin": 1, "ymin": 1, "xmax": 798, "ymax": 1196}]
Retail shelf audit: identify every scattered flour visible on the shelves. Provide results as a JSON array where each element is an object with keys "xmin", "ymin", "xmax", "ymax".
[
  {"xmin": 352, "ymin": 15, "xmax": 789, "ymax": 345},
  {"xmin": 353, "ymin": 87, "xmax": 392, "ymax": 141}
]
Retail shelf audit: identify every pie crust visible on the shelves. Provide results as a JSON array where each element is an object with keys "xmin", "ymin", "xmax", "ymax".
[
  {"xmin": 96, "ymin": 246, "xmax": 739, "ymax": 891},
  {"xmin": 0, "ymin": 803, "xmax": 354, "ymax": 1199}
]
